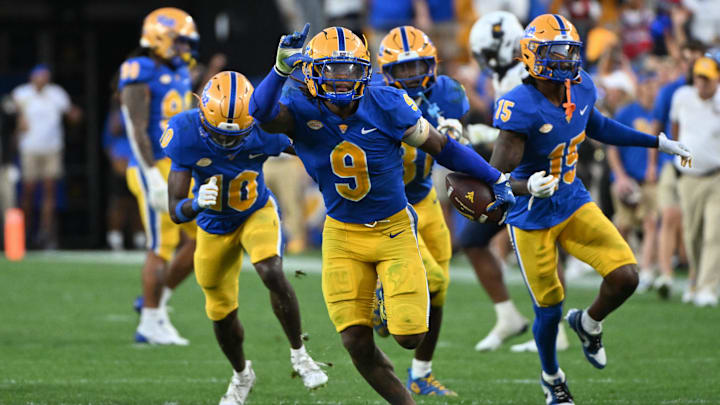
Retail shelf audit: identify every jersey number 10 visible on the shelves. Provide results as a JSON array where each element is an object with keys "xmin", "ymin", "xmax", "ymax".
[{"xmin": 206, "ymin": 171, "xmax": 259, "ymax": 212}]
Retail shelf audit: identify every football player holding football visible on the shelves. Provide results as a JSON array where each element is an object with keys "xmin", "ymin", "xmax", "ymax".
[{"xmin": 372, "ymin": 25, "xmax": 467, "ymax": 396}]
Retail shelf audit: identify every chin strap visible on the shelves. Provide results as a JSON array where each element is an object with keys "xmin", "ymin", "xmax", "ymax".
[{"xmin": 562, "ymin": 78, "xmax": 576, "ymax": 122}]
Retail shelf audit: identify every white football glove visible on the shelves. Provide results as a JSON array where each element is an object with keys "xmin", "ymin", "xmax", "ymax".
[
  {"xmin": 658, "ymin": 132, "xmax": 692, "ymax": 167},
  {"xmin": 145, "ymin": 166, "xmax": 169, "ymax": 213},
  {"xmin": 466, "ymin": 123, "xmax": 500, "ymax": 144},
  {"xmin": 437, "ymin": 117, "xmax": 469, "ymax": 145},
  {"xmin": 527, "ymin": 171, "xmax": 559, "ymax": 198},
  {"xmin": 196, "ymin": 177, "xmax": 219, "ymax": 209}
]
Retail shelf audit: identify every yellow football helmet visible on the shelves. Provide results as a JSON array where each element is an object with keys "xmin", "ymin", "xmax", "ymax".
[
  {"xmin": 520, "ymin": 14, "xmax": 582, "ymax": 82},
  {"xmin": 199, "ymin": 71, "xmax": 255, "ymax": 151},
  {"xmin": 378, "ymin": 26, "xmax": 438, "ymax": 96},
  {"xmin": 140, "ymin": 7, "xmax": 199, "ymax": 66},
  {"xmin": 301, "ymin": 27, "xmax": 372, "ymax": 104}
]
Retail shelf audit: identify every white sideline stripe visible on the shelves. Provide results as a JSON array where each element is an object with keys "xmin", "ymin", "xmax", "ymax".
[{"xmin": 14, "ymin": 250, "xmax": 689, "ymax": 291}]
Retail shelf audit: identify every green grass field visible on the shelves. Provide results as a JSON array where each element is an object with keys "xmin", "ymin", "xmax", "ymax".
[{"xmin": 1, "ymin": 251, "xmax": 719, "ymax": 404}]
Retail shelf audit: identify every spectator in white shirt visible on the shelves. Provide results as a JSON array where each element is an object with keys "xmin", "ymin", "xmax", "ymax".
[
  {"xmin": 669, "ymin": 57, "xmax": 720, "ymax": 307},
  {"xmin": 11, "ymin": 64, "xmax": 81, "ymax": 249}
]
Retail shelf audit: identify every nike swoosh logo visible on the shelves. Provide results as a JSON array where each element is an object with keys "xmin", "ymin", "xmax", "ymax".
[
  {"xmin": 249, "ymin": 153, "xmax": 264, "ymax": 159},
  {"xmin": 579, "ymin": 105, "xmax": 588, "ymax": 115},
  {"xmin": 389, "ymin": 230, "xmax": 405, "ymax": 238},
  {"xmin": 361, "ymin": 127, "xmax": 377, "ymax": 134}
]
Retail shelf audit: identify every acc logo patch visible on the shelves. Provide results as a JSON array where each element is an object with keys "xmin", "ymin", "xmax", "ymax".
[
  {"xmin": 306, "ymin": 120, "xmax": 323, "ymax": 130},
  {"xmin": 539, "ymin": 123, "xmax": 553, "ymax": 134},
  {"xmin": 160, "ymin": 74, "xmax": 172, "ymax": 84},
  {"xmin": 196, "ymin": 158, "xmax": 212, "ymax": 167}
]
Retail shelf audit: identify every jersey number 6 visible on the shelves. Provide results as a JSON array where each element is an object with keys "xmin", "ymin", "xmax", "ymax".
[{"xmin": 330, "ymin": 141, "xmax": 371, "ymax": 202}]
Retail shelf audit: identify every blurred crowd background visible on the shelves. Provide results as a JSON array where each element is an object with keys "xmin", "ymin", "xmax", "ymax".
[{"xmin": 1, "ymin": 0, "xmax": 719, "ymax": 303}]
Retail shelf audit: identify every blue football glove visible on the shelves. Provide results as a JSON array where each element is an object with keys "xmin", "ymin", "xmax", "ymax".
[
  {"xmin": 487, "ymin": 173, "xmax": 516, "ymax": 224},
  {"xmin": 276, "ymin": 23, "xmax": 311, "ymax": 75}
]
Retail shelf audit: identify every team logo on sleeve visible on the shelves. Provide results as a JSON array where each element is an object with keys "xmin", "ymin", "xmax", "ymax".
[
  {"xmin": 539, "ymin": 123, "xmax": 553, "ymax": 133},
  {"xmin": 160, "ymin": 74, "xmax": 172, "ymax": 84},
  {"xmin": 196, "ymin": 158, "xmax": 212, "ymax": 167},
  {"xmin": 306, "ymin": 120, "xmax": 324, "ymax": 130}
]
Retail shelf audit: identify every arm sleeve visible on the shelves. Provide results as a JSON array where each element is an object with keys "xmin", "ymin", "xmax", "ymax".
[
  {"xmin": 586, "ymin": 107, "xmax": 658, "ymax": 147},
  {"xmin": 434, "ymin": 136, "xmax": 501, "ymax": 184},
  {"xmin": 652, "ymin": 85, "xmax": 671, "ymax": 125},
  {"xmin": 248, "ymin": 68, "xmax": 288, "ymax": 123}
]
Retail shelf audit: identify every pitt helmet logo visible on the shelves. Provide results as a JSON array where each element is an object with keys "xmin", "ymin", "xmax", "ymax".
[
  {"xmin": 524, "ymin": 26, "xmax": 536, "ymax": 39},
  {"xmin": 306, "ymin": 120, "xmax": 324, "ymax": 130},
  {"xmin": 201, "ymin": 80, "xmax": 212, "ymax": 107},
  {"xmin": 465, "ymin": 191, "xmax": 475, "ymax": 203},
  {"xmin": 157, "ymin": 14, "xmax": 176, "ymax": 28}
]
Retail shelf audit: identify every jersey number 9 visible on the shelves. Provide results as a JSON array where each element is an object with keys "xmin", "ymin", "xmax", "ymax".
[{"xmin": 330, "ymin": 141, "xmax": 372, "ymax": 202}]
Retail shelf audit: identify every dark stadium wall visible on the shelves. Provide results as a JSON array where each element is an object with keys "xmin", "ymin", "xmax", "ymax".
[{"xmin": 0, "ymin": 0, "xmax": 285, "ymax": 248}]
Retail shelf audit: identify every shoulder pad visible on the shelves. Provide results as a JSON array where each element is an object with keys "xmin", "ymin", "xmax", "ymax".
[
  {"xmin": 492, "ymin": 85, "xmax": 537, "ymax": 133},
  {"xmin": 118, "ymin": 57, "xmax": 156, "ymax": 89}
]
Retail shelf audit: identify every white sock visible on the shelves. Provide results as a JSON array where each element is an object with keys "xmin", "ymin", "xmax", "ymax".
[
  {"xmin": 542, "ymin": 368, "xmax": 565, "ymax": 383},
  {"xmin": 495, "ymin": 300, "xmax": 521, "ymax": 321},
  {"xmin": 581, "ymin": 310, "xmax": 602, "ymax": 335},
  {"xmin": 140, "ymin": 307, "xmax": 162, "ymax": 325},
  {"xmin": 411, "ymin": 358, "xmax": 432, "ymax": 379},
  {"xmin": 160, "ymin": 286, "xmax": 173, "ymax": 309},
  {"xmin": 290, "ymin": 344, "xmax": 307, "ymax": 361}
]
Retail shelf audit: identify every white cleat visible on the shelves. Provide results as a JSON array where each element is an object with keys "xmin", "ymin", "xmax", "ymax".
[
  {"xmin": 693, "ymin": 291, "xmax": 718, "ymax": 307},
  {"xmin": 291, "ymin": 351, "xmax": 328, "ymax": 389},
  {"xmin": 219, "ymin": 361, "xmax": 256, "ymax": 405},
  {"xmin": 135, "ymin": 318, "xmax": 188, "ymax": 346},
  {"xmin": 160, "ymin": 310, "xmax": 189, "ymax": 346},
  {"xmin": 510, "ymin": 324, "xmax": 569, "ymax": 353},
  {"xmin": 475, "ymin": 315, "xmax": 529, "ymax": 351}
]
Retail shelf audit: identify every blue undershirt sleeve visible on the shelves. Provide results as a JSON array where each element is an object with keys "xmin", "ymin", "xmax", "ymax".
[
  {"xmin": 249, "ymin": 68, "xmax": 287, "ymax": 123},
  {"xmin": 586, "ymin": 108, "xmax": 658, "ymax": 148},
  {"xmin": 433, "ymin": 136, "xmax": 501, "ymax": 184}
]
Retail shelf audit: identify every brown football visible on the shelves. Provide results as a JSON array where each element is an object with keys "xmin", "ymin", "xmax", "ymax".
[{"xmin": 445, "ymin": 172, "xmax": 504, "ymax": 223}]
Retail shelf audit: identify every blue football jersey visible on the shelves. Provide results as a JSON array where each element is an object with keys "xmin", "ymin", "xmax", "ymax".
[
  {"xmin": 162, "ymin": 109, "xmax": 291, "ymax": 234},
  {"xmin": 494, "ymin": 70, "xmax": 597, "ymax": 230},
  {"xmin": 118, "ymin": 56, "xmax": 193, "ymax": 166},
  {"xmin": 404, "ymin": 75, "xmax": 469, "ymax": 204},
  {"xmin": 279, "ymin": 83, "xmax": 421, "ymax": 223}
]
